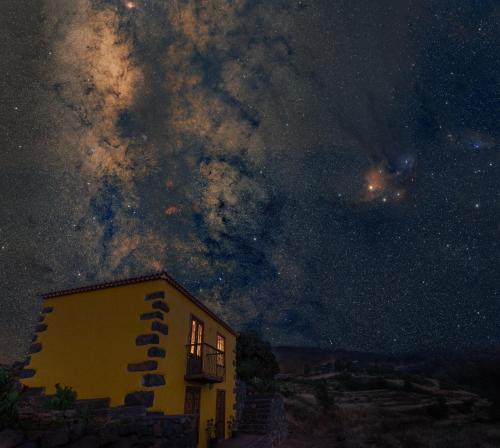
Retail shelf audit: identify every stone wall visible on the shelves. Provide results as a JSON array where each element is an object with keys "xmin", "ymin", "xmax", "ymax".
[{"xmin": 0, "ymin": 390, "xmax": 196, "ymax": 448}]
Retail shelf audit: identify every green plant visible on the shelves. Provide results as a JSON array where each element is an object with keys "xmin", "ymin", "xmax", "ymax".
[
  {"xmin": 0, "ymin": 369, "xmax": 14, "ymax": 396},
  {"xmin": 0, "ymin": 391, "xmax": 19, "ymax": 429},
  {"xmin": 0, "ymin": 368, "xmax": 18, "ymax": 429},
  {"xmin": 206, "ymin": 418, "xmax": 216, "ymax": 439},
  {"xmin": 227, "ymin": 415, "xmax": 236, "ymax": 436},
  {"xmin": 47, "ymin": 384, "xmax": 77, "ymax": 410}
]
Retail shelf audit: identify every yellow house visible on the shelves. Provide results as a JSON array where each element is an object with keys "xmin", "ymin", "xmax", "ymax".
[{"xmin": 20, "ymin": 272, "xmax": 237, "ymax": 448}]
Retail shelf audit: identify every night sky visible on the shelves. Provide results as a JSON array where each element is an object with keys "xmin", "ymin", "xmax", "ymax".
[{"xmin": 1, "ymin": 0, "xmax": 499, "ymax": 363}]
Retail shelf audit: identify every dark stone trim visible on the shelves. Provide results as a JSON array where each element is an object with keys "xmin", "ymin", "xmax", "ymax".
[
  {"xmin": 19, "ymin": 369, "xmax": 36, "ymax": 379},
  {"xmin": 35, "ymin": 324, "xmax": 48, "ymax": 333},
  {"xmin": 124, "ymin": 391, "xmax": 154, "ymax": 407},
  {"xmin": 42, "ymin": 306, "xmax": 54, "ymax": 314},
  {"xmin": 75, "ymin": 398, "xmax": 111, "ymax": 410},
  {"xmin": 127, "ymin": 360, "xmax": 158, "ymax": 372},
  {"xmin": 152, "ymin": 300, "xmax": 170, "ymax": 313},
  {"xmin": 145, "ymin": 291, "xmax": 165, "ymax": 301},
  {"xmin": 151, "ymin": 321, "xmax": 168, "ymax": 335},
  {"xmin": 147, "ymin": 347, "xmax": 166, "ymax": 358},
  {"xmin": 140, "ymin": 311, "xmax": 164, "ymax": 321},
  {"xmin": 38, "ymin": 315, "xmax": 45, "ymax": 323},
  {"xmin": 31, "ymin": 334, "xmax": 38, "ymax": 343},
  {"xmin": 135, "ymin": 334, "xmax": 160, "ymax": 346},
  {"xmin": 29, "ymin": 343, "xmax": 42, "ymax": 354},
  {"xmin": 141, "ymin": 374, "xmax": 165, "ymax": 387},
  {"xmin": 23, "ymin": 356, "xmax": 31, "ymax": 367}
]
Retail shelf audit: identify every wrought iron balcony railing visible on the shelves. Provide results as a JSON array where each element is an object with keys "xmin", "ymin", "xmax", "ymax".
[{"xmin": 185, "ymin": 343, "xmax": 225, "ymax": 383}]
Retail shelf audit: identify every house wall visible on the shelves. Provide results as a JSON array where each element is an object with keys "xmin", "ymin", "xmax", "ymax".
[{"xmin": 21, "ymin": 278, "xmax": 236, "ymax": 448}]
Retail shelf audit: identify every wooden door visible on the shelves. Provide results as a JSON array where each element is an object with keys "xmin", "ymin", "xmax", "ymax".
[
  {"xmin": 215, "ymin": 389, "xmax": 226, "ymax": 440},
  {"xmin": 185, "ymin": 386, "xmax": 201, "ymax": 445}
]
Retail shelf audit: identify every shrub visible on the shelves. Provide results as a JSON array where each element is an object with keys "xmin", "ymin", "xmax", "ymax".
[
  {"xmin": 404, "ymin": 379, "xmax": 414, "ymax": 392},
  {"xmin": 247, "ymin": 377, "xmax": 276, "ymax": 393},
  {"xmin": 313, "ymin": 380, "xmax": 334, "ymax": 412},
  {"xmin": 0, "ymin": 368, "xmax": 18, "ymax": 429},
  {"xmin": 303, "ymin": 364, "xmax": 311, "ymax": 376},
  {"xmin": 489, "ymin": 393, "xmax": 500, "ymax": 421},
  {"xmin": 427, "ymin": 396, "xmax": 448, "ymax": 419},
  {"xmin": 400, "ymin": 373, "xmax": 434, "ymax": 387},
  {"xmin": 47, "ymin": 384, "xmax": 77, "ymax": 410},
  {"xmin": 278, "ymin": 383, "xmax": 295, "ymax": 398},
  {"xmin": 439, "ymin": 379, "xmax": 459, "ymax": 390},
  {"xmin": 334, "ymin": 359, "xmax": 353, "ymax": 372},
  {"xmin": 205, "ymin": 418, "xmax": 216, "ymax": 440},
  {"xmin": 0, "ymin": 369, "xmax": 14, "ymax": 396},
  {"xmin": 0, "ymin": 391, "xmax": 19, "ymax": 429}
]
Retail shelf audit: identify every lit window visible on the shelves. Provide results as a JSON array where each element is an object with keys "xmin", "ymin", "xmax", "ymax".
[
  {"xmin": 189, "ymin": 317, "xmax": 203, "ymax": 356},
  {"xmin": 217, "ymin": 334, "xmax": 225, "ymax": 367}
]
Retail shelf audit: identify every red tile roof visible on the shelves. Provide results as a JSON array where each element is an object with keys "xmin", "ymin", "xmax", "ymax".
[{"xmin": 40, "ymin": 271, "xmax": 237, "ymax": 336}]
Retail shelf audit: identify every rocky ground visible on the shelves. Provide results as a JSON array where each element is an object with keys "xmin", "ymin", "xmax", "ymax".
[{"xmin": 277, "ymin": 371, "xmax": 500, "ymax": 448}]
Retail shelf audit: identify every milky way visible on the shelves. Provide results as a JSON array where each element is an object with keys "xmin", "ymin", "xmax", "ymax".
[{"xmin": 1, "ymin": 0, "xmax": 499, "ymax": 362}]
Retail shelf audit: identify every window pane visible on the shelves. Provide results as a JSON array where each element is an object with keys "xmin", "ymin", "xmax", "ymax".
[
  {"xmin": 190, "ymin": 319, "xmax": 197, "ymax": 353},
  {"xmin": 217, "ymin": 334, "xmax": 225, "ymax": 366},
  {"xmin": 196, "ymin": 322, "xmax": 203, "ymax": 356}
]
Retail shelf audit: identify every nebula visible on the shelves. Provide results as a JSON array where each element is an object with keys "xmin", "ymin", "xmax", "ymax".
[{"xmin": 1, "ymin": 0, "xmax": 499, "ymax": 362}]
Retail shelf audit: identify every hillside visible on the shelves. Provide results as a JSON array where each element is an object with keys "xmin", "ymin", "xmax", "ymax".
[
  {"xmin": 276, "ymin": 370, "xmax": 500, "ymax": 447},
  {"xmin": 271, "ymin": 346, "xmax": 500, "ymax": 447}
]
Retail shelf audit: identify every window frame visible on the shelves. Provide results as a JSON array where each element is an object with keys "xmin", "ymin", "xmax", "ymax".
[
  {"xmin": 216, "ymin": 332, "xmax": 226, "ymax": 367},
  {"xmin": 188, "ymin": 314, "xmax": 204, "ymax": 357}
]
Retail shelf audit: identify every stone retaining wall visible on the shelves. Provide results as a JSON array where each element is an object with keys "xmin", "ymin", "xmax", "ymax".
[{"xmin": 0, "ymin": 390, "xmax": 196, "ymax": 448}]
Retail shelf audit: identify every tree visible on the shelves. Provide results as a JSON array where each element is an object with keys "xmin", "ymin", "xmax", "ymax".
[{"xmin": 236, "ymin": 332, "xmax": 280, "ymax": 384}]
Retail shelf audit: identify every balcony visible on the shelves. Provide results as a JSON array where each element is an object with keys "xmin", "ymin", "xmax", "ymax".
[{"xmin": 185, "ymin": 343, "xmax": 225, "ymax": 383}]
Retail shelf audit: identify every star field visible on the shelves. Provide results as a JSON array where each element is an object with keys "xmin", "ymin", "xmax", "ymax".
[{"xmin": 0, "ymin": 0, "xmax": 499, "ymax": 362}]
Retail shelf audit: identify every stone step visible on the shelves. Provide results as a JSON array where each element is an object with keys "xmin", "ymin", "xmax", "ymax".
[
  {"xmin": 245, "ymin": 398, "xmax": 275, "ymax": 403},
  {"xmin": 239, "ymin": 426, "xmax": 271, "ymax": 435},
  {"xmin": 238, "ymin": 422, "xmax": 271, "ymax": 430},
  {"xmin": 241, "ymin": 409, "xmax": 272, "ymax": 416},
  {"xmin": 243, "ymin": 404, "xmax": 273, "ymax": 411},
  {"xmin": 240, "ymin": 416, "xmax": 272, "ymax": 423},
  {"xmin": 239, "ymin": 422, "xmax": 272, "ymax": 429},
  {"xmin": 244, "ymin": 403, "xmax": 273, "ymax": 408},
  {"xmin": 239, "ymin": 417, "xmax": 271, "ymax": 423}
]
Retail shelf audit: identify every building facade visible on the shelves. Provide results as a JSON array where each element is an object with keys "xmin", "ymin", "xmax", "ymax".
[{"xmin": 20, "ymin": 272, "xmax": 237, "ymax": 448}]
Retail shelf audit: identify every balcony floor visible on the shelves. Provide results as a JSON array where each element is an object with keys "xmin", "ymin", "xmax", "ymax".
[{"xmin": 184, "ymin": 373, "xmax": 224, "ymax": 383}]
